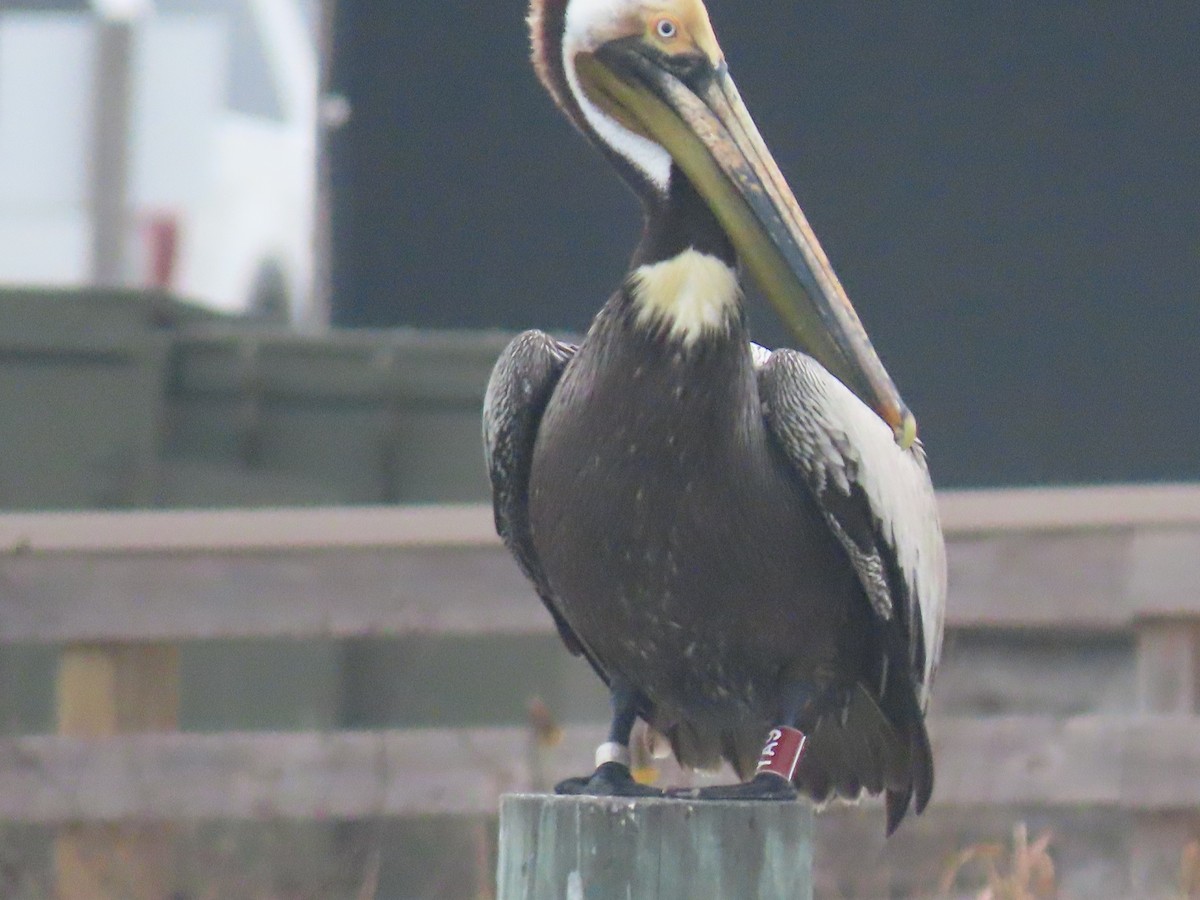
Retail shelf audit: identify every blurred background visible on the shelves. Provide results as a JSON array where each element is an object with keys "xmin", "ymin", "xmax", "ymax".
[{"xmin": 0, "ymin": 0, "xmax": 1198, "ymax": 897}]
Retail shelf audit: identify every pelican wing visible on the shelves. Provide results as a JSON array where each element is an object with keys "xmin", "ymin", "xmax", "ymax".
[
  {"xmin": 755, "ymin": 346, "xmax": 946, "ymax": 707},
  {"xmin": 483, "ymin": 330, "xmax": 587, "ymax": 656}
]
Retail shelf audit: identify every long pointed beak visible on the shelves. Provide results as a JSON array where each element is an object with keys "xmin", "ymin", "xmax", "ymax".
[{"xmin": 577, "ymin": 44, "xmax": 917, "ymax": 448}]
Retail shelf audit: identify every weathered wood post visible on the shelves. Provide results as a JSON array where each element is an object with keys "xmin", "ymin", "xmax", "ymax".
[
  {"xmin": 1130, "ymin": 614, "xmax": 1200, "ymax": 894},
  {"xmin": 1129, "ymin": 529, "xmax": 1200, "ymax": 895},
  {"xmin": 54, "ymin": 644, "xmax": 179, "ymax": 900},
  {"xmin": 497, "ymin": 794, "xmax": 813, "ymax": 899}
]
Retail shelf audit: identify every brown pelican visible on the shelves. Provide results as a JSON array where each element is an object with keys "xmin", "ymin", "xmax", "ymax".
[{"xmin": 484, "ymin": 0, "xmax": 946, "ymax": 834}]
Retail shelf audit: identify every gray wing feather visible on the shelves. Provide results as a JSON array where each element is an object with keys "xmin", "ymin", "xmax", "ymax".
[
  {"xmin": 757, "ymin": 348, "xmax": 946, "ymax": 706},
  {"xmin": 483, "ymin": 330, "xmax": 585, "ymax": 655}
]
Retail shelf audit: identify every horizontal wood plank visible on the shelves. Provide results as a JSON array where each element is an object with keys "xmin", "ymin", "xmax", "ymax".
[
  {"xmin": 0, "ymin": 531, "xmax": 1197, "ymax": 643},
  {"xmin": 0, "ymin": 547, "xmax": 543, "ymax": 643},
  {"xmin": 1, "ymin": 716, "xmax": 1198, "ymax": 823},
  {"xmin": 2, "ymin": 488, "xmax": 1199, "ymax": 644},
  {"xmin": 0, "ymin": 726, "xmax": 549, "ymax": 821},
  {"xmin": 946, "ymin": 531, "xmax": 1134, "ymax": 630},
  {"xmin": 936, "ymin": 482, "xmax": 1200, "ymax": 533},
  {"xmin": 3, "ymin": 484, "xmax": 1200, "ymax": 555},
  {"xmin": 0, "ymin": 505, "xmax": 498, "ymax": 554}
]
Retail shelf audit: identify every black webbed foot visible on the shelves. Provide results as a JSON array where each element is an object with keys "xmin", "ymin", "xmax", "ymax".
[
  {"xmin": 667, "ymin": 772, "xmax": 798, "ymax": 802},
  {"xmin": 555, "ymin": 761, "xmax": 663, "ymax": 797}
]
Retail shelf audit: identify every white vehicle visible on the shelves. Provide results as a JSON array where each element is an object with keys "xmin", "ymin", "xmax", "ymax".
[{"xmin": 0, "ymin": 0, "xmax": 317, "ymax": 320}]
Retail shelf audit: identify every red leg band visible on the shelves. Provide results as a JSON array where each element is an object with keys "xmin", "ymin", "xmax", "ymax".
[{"xmin": 755, "ymin": 726, "xmax": 807, "ymax": 781}]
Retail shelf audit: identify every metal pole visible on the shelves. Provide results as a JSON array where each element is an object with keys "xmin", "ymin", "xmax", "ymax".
[
  {"xmin": 311, "ymin": 0, "xmax": 345, "ymax": 328},
  {"xmin": 88, "ymin": 19, "xmax": 134, "ymax": 287}
]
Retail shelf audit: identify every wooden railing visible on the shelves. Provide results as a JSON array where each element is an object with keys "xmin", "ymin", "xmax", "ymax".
[{"xmin": 2, "ymin": 483, "xmax": 1199, "ymax": 896}]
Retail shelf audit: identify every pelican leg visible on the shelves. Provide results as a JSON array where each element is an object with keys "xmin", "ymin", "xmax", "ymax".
[
  {"xmin": 667, "ymin": 682, "xmax": 837, "ymax": 801},
  {"xmin": 555, "ymin": 681, "xmax": 662, "ymax": 797}
]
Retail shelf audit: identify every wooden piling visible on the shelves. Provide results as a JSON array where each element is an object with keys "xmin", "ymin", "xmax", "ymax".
[{"xmin": 497, "ymin": 794, "xmax": 812, "ymax": 900}]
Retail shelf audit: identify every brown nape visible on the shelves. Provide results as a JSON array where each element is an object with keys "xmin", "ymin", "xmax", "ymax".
[
  {"xmin": 526, "ymin": 0, "xmax": 665, "ymax": 207},
  {"xmin": 528, "ymin": 0, "xmax": 572, "ymax": 116}
]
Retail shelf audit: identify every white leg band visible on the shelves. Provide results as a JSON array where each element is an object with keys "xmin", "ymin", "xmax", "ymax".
[{"xmin": 594, "ymin": 741, "xmax": 631, "ymax": 768}]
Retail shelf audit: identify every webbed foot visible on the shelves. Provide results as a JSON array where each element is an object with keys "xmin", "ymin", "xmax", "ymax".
[
  {"xmin": 555, "ymin": 761, "xmax": 663, "ymax": 797},
  {"xmin": 667, "ymin": 772, "xmax": 798, "ymax": 802}
]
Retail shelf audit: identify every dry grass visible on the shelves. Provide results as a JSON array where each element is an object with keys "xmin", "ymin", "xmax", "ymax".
[
  {"xmin": 1178, "ymin": 839, "xmax": 1200, "ymax": 899},
  {"xmin": 939, "ymin": 822, "xmax": 1057, "ymax": 899}
]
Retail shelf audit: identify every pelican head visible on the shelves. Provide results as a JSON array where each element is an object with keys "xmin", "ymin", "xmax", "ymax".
[{"xmin": 530, "ymin": 0, "xmax": 916, "ymax": 447}]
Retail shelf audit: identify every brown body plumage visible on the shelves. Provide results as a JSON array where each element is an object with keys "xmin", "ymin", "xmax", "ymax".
[{"xmin": 485, "ymin": 0, "xmax": 946, "ymax": 834}]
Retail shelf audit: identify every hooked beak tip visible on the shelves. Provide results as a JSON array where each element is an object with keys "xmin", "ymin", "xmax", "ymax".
[{"xmin": 894, "ymin": 410, "xmax": 917, "ymax": 450}]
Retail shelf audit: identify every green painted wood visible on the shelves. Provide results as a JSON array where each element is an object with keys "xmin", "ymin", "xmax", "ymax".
[
  {"xmin": 165, "ymin": 328, "xmax": 509, "ymax": 504},
  {"xmin": 497, "ymin": 794, "xmax": 812, "ymax": 900}
]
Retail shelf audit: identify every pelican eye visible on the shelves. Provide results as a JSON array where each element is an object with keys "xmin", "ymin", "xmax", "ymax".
[{"xmin": 654, "ymin": 18, "xmax": 678, "ymax": 40}]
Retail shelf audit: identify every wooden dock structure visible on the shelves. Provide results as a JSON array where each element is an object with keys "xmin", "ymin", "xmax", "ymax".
[{"xmin": 0, "ymin": 483, "xmax": 1199, "ymax": 896}]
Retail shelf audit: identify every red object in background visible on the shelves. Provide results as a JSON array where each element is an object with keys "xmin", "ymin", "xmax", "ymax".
[{"xmin": 144, "ymin": 212, "xmax": 179, "ymax": 290}]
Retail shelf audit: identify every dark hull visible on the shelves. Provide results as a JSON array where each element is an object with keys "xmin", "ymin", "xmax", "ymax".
[{"xmin": 528, "ymin": 298, "xmax": 871, "ymax": 773}]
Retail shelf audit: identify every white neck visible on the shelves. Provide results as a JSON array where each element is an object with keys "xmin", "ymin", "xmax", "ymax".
[{"xmin": 561, "ymin": 3, "xmax": 672, "ymax": 192}]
